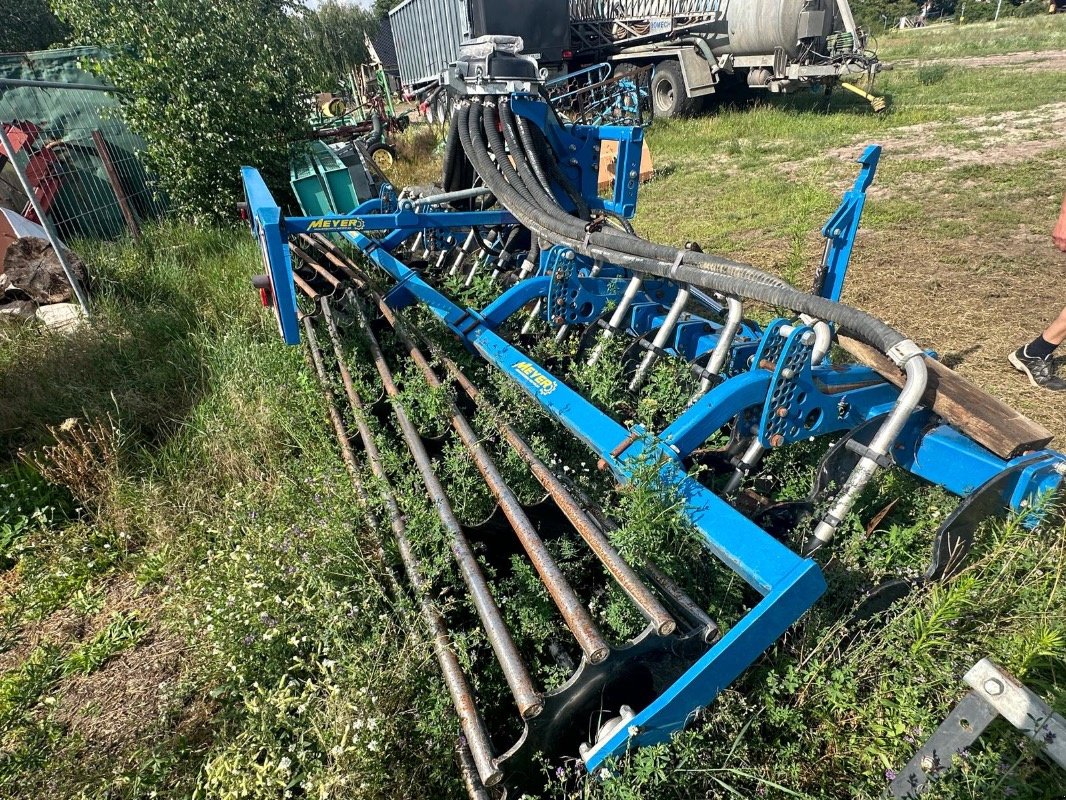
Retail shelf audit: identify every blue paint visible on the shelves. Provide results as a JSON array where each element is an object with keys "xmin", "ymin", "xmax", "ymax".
[{"xmin": 238, "ymin": 116, "xmax": 1065, "ymax": 779}]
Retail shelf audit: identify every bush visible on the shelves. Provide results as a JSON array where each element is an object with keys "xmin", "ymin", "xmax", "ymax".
[{"xmin": 53, "ymin": 0, "xmax": 313, "ymax": 222}]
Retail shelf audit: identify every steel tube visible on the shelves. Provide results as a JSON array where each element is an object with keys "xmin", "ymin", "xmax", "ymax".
[
  {"xmin": 807, "ymin": 350, "xmax": 928, "ymax": 551},
  {"xmin": 433, "ymin": 347, "xmax": 677, "ymax": 637},
  {"xmin": 411, "ymin": 186, "xmax": 494, "ymax": 209},
  {"xmin": 630, "ymin": 286, "xmax": 691, "ymax": 390},
  {"xmin": 694, "ymin": 295, "xmax": 744, "ymax": 400},
  {"xmin": 349, "ymin": 297, "xmax": 543, "ymax": 718},
  {"xmin": 319, "ymin": 300, "xmax": 503, "ymax": 785},
  {"xmin": 589, "ymin": 276, "xmax": 643, "ymax": 366},
  {"xmin": 379, "ymin": 301, "xmax": 612, "ymax": 664},
  {"xmin": 641, "ymin": 560, "xmax": 720, "ymax": 643},
  {"xmin": 450, "ymin": 229, "xmax": 478, "ymax": 276}
]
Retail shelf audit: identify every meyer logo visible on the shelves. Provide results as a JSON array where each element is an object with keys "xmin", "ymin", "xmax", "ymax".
[
  {"xmin": 513, "ymin": 361, "xmax": 557, "ymax": 396},
  {"xmin": 307, "ymin": 218, "xmax": 365, "ymax": 231}
]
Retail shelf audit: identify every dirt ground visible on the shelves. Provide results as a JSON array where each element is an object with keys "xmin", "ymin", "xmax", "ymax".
[
  {"xmin": 829, "ymin": 93, "xmax": 1066, "ymax": 446},
  {"xmin": 890, "ymin": 49, "xmax": 1066, "ymax": 71}
]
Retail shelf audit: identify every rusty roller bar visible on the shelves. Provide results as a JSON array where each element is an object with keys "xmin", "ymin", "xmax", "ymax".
[
  {"xmin": 346, "ymin": 295, "xmax": 544, "ymax": 720},
  {"xmin": 418, "ymin": 342, "xmax": 679, "ymax": 638},
  {"xmin": 317, "ymin": 300, "xmax": 502, "ymax": 789},
  {"xmin": 290, "ymin": 243, "xmax": 342, "ymax": 289},
  {"xmin": 377, "ymin": 299, "xmax": 612, "ymax": 665}
]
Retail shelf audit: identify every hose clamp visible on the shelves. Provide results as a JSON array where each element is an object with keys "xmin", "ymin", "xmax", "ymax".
[{"xmin": 887, "ymin": 339, "xmax": 924, "ymax": 368}]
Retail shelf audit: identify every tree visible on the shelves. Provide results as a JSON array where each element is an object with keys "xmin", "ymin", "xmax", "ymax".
[
  {"xmin": 53, "ymin": 0, "xmax": 313, "ymax": 222},
  {"xmin": 0, "ymin": 0, "xmax": 68, "ymax": 53},
  {"xmin": 301, "ymin": 0, "xmax": 378, "ymax": 90}
]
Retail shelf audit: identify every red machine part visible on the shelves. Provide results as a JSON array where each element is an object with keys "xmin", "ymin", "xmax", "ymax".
[{"xmin": 0, "ymin": 121, "xmax": 65, "ymax": 224}]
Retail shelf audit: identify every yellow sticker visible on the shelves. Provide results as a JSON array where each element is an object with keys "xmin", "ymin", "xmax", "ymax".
[
  {"xmin": 307, "ymin": 218, "xmax": 365, "ymax": 231},
  {"xmin": 513, "ymin": 361, "xmax": 557, "ymax": 396}
]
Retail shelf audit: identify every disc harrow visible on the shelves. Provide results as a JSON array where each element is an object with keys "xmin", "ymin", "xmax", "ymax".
[{"xmin": 240, "ymin": 36, "xmax": 1065, "ymax": 797}]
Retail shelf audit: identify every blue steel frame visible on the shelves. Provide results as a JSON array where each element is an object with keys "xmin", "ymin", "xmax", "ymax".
[{"xmin": 239, "ymin": 117, "xmax": 1065, "ymax": 773}]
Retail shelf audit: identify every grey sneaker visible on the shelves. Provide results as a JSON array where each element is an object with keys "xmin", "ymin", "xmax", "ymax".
[{"xmin": 1009, "ymin": 347, "xmax": 1066, "ymax": 391}]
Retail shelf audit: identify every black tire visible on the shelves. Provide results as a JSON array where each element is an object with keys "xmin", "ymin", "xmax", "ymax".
[
  {"xmin": 651, "ymin": 59, "xmax": 698, "ymax": 118},
  {"xmin": 367, "ymin": 142, "xmax": 397, "ymax": 170}
]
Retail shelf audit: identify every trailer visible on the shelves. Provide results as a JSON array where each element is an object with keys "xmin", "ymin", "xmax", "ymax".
[{"xmin": 390, "ymin": 0, "xmax": 884, "ymax": 118}]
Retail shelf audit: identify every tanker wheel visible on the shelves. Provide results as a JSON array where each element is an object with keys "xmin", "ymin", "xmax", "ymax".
[
  {"xmin": 651, "ymin": 60, "xmax": 698, "ymax": 118},
  {"xmin": 368, "ymin": 142, "xmax": 397, "ymax": 170}
]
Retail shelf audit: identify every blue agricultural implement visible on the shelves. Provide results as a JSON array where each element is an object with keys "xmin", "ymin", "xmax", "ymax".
[{"xmin": 241, "ymin": 37, "xmax": 1063, "ymax": 797}]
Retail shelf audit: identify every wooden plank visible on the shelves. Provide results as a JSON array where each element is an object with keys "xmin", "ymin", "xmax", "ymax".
[
  {"xmin": 92, "ymin": 130, "xmax": 141, "ymax": 241},
  {"xmin": 837, "ymin": 334, "xmax": 1054, "ymax": 459}
]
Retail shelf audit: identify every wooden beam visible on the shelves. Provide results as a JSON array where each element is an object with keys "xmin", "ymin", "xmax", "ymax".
[
  {"xmin": 92, "ymin": 130, "xmax": 140, "ymax": 241},
  {"xmin": 837, "ymin": 335, "xmax": 1054, "ymax": 460}
]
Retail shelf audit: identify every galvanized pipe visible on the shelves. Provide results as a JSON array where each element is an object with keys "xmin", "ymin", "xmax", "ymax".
[
  {"xmin": 349, "ymin": 296, "xmax": 543, "ymax": 718},
  {"xmin": 694, "ymin": 295, "xmax": 743, "ymax": 400},
  {"xmin": 319, "ymin": 300, "xmax": 504, "ymax": 786},
  {"xmin": 449, "ymin": 229, "xmax": 478, "ymax": 276},
  {"xmin": 465, "ymin": 229, "xmax": 499, "ymax": 287},
  {"xmin": 588, "ymin": 276, "xmax": 643, "ymax": 366},
  {"xmin": 807, "ymin": 349, "xmax": 928, "ymax": 551},
  {"xmin": 379, "ymin": 301, "xmax": 612, "ymax": 664},
  {"xmin": 433, "ymin": 348, "xmax": 677, "ymax": 637},
  {"xmin": 629, "ymin": 286, "xmax": 691, "ymax": 391},
  {"xmin": 724, "ymin": 439, "xmax": 765, "ymax": 495},
  {"xmin": 410, "ymin": 186, "xmax": 494, "ymax": 209}
]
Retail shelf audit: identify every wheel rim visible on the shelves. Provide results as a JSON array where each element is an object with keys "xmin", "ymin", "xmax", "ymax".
[
  {"xmin": 654, "ymin": 79, "xmax": 674, "ymax": 112},
  {"xmin": 373, "ymin": 149, "xmax": 395, "ymax": 169}
]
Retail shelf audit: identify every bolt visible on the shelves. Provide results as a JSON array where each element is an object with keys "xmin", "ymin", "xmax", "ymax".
[
  {"xmin": 569, "ymin": 158, "xmax": 579, "ymax": 166},
  {"xmin": 629, "ymin": 170, "xmax": 637, "ymax": 178},
  {"xmin": 565, "ymin": 251, "xmax": 576, "ymax": 260},
  {"xmin": 781, "ymin": 368, "xmax": 796, "ymax": 379},
  {"xmin": 984, "ymin": 678, "xmax": 1004, "ymax": 696},
  {"xmin": 770, "ymin": 434, "xmax": 784, "ymax": 447},
  {"xmin": 776, "ymin": 407, "xmax": 789, "ymax": 418}
]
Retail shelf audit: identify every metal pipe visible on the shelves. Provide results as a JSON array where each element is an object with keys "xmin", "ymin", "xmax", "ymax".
[
  {"xmin": 319, "ymin": 300, "xmax": 503, "ymax": 785},
  {"xmin": 379, "ymin": 300, "xmax": 612, "ymax": 664},
  {"xmin": 800, "ymin": 316, "xmax": 833, "ymax": 364},
  {"xmin": 694, "ymin": 295, "xmax": 743, "ymax": 400},
  {"xmin": 641, "ymin": 561, "xmax": 720, "ymax": 643},
  {"xmin": 630, "ymin": 286, "xmax": 690, "ymax": 391},
  {"xmin": 520, "ymin": 299, "xmax": 543, "ymax": 335},
  {"xmin": 290, "ymin": 244, "xmax": 341, "ymax": 289},
  {"xmin": 806, "ymin": 347, "xmax": 927, "ymax": 551},
  {"xmin": 724, "ymin": 439, "xmax": 765, "ymax": 495},
  {"xmin": 411, "ymin": 186, "xmax": 494, "ymax": 209},
  {"xmin": 0, "ymin": 78, "xmax": 114, "ymax": 92},
  {"xmin": 434, "ymin": 348, "xmax": 677, "ymax": 637},
  {"xmin": 0, "ymin": 123, "xmax": 91, "ymax": 316},
  {"xmin": 449, "ymin": 229, "xmax": 478, "ymax": 276},
  {"xmin": 588, "ymin": 276, "xmax": 643, "ymax": 366},
  {"xmin": 465, "ymin": 229, "xmax": 498, "ymax": 287},
  {"xmin": 348, "ymin": 295, "xmax": 543, "ymax": 718}
]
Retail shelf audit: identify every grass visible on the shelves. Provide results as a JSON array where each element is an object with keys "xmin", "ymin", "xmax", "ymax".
[
  {"xmin": 874, "ymin": 15, "xmax": 1066, "ymax": 61},
  {"xmin": 0, "ymin": 14, "xmax": 1064, "ymax": 800}
]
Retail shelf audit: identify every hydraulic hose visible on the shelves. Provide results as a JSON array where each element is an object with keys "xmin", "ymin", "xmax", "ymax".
[{"xmin": 463, "ymin": 101, "xmax": 908, "ymax": 356}]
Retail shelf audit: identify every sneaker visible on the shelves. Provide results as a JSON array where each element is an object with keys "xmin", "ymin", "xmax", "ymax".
[{"xmin": 1009, "ymin": 347, "xmax": 1066, "ymax": 391}]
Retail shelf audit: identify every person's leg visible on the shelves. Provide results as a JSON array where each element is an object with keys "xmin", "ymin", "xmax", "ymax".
[{"xmin": 1010, "ymin": 307, "xmax": 1066, "ymax": 390}]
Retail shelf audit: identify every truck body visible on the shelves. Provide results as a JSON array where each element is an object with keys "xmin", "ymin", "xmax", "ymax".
[{"xmin": 390, "ymin": 0, "xmax": 880, "ymax": 117}]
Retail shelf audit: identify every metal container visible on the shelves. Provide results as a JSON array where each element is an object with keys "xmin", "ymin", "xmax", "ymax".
[
  {"xmin": 391, "ymin": 0, "xmax": 570, "ymax": 91},
  {"xmin": 390, "ymin": 0, "xmax": 469, "ymax": 90}
]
